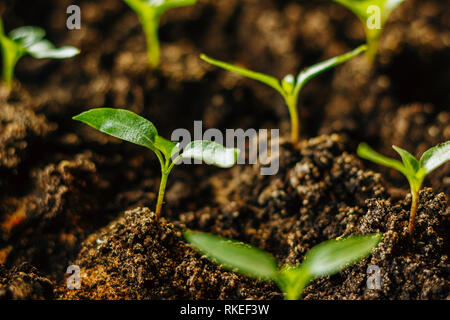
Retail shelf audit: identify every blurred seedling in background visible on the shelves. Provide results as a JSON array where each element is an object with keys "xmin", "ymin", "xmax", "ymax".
[
  {"xmin": 0, "ymin": 18, "xmax": 79, "ymax": 90},
  {"xmin": 332, "ymin": 0, "xmax": 405, "ymax": 62},
  {"xmin": 73, "ymin": 108, "xmax": 239, "ymax": 218},
  {"xmin": 185, "ymin": 231, "xmax": 382, "ymax": 300},
  {"xmin": 124, "ymin": 0, "xmax": 197, "ymax": 69},
  {"xmin": 201, "ymin": 45, "xmax": 366, "ymax": 147},
  {"xmin": 357, "ymin": 141, "xmax": 450, "ymax": 237}
]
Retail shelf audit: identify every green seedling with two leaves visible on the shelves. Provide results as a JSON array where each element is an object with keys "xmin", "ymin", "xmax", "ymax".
[
  {"xmin": 185, "ymin": 231, "xmax": 382, "ymax": 300},
  {"xmin": 123, "ymin": 0, "xmax": 197, "ymax": 69},
  {"xmin": 0, "ymin": 18, "xmax": 79, "ymax": 89},
  {"xmin": 73, "ymin": 108, "xmax": 239, "ymax": 218},
  {"xmin": 201, "ymin": 45, "xmax": 366, "ymax": 147},
  {"xmin": 332, "ymin": 0, "xmax": 405, "ymax": 62},
  {"xmin": 357, "ymin": 141, "xmax": 450, "ymax": 236}
]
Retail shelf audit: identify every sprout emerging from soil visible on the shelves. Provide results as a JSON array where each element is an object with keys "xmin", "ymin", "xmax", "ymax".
[
  {"xmin": 357, "ymin": 141, "xmax": 450, "ymax": 236},
  {"xmin": 185, "ymin": 231, "xmax": 382, "ymax": 300},
  {"xmin": 332, "ymin": 0, "xmax": 405, "ymax": 62},
  {"xmin": 73, "ymin": 108, "xmax": 239, "ymax": 218},
  {"xmin": 201, "ymin": 45, "xmax": 366, "ymax": 147},
  {"xmin": 0, "ymin": 18, "xmax": 79, "ymax": 89},
  {"xmin": 123, "ymin": 0, "xmax": 197, "ymax": 69}
]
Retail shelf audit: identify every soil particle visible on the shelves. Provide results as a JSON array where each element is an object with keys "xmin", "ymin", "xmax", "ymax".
[
  {"xmin": 180, "ymin": 135, "xmax": 448, "ymax": 299},
  {"xmin": 1, "ymin": 153, "xmax": 107, "ymax": 278},
  {"xmin": 0, "ymin": 103, "xmax": 55, "ymax": 184},
  {"xmin": 377, "ymin": 103, "xmax": 450, "ymax": 195},
  {"xmin": 304, "ymin": 189, "xmax": 449, "ymax": 300},
  {"xmin": 56, "ymin": 135, "xmax": 449, "ymax": 300},
  {"xmin": 0, "ymin": 0, "xmax": 448, "ymax": 300},
  {"xmin": 57, "ymin": 207, "xmax": 277, "ymax": 300},
  {"xmin": 0, "ymin": 262, "xmax": 54, "ymax": 300}
]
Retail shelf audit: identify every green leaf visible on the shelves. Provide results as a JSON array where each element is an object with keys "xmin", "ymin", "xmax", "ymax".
[
  {"xmin": 125, "ymin": 0, "xmax": 197, "ymax": 18},
  {"xmin": 9, "ymin": 26, "xmax": 45, "ymax": 48},
  {"xmin": 0, "ymin": 23, "xmax": 79, "ymax": 86},
  {"xmin": 392, "ymin": 145, "xmax": 420, "ymax": 173},
  {"xmin": 332, "ymin": 0, "xmax": 404, "ymax": 24},
  {"xmin": 281, "ymin": 74, "xmax": 295, "ymax": 94},
  {"xmin": 27, "ymin": 40, "xmax": 79, "ymax": 59},
  {"xmin": 302, "ymin": 233, "xmax": 382, "ymax": 277},
  {"xmin": 73, "ymin": 108, "xmax": 158, "ymax": 151},
  {"xmin": 184, "ymin": 230, "xmax": 278, "ymax": 280},
  {"xmin": 200, "ymin": 54, "xmax": 284, "ymax": 95},
  {"xmin": 179, "ymin": 140, "xmax": 240, "ymax": 168},
  {"xmin": 295, "ymin": 45, "xmax": 367, "ymax": 96},
  {"xmin": 276, "ymin": 266, "xmax": 313, "ymax": 300},
  {"xmin": 154, "ymin": 135, "xmax": 179, "ymax": 161},
  {"xmin": 419, "ymin": 141, "xmax": 450, "ymax": 174},
  {"xmin": 332, "ymin": 0, "xmax": 404, "ymax": 60},
  {"xmin": 357, "ymin": 143, "xmax": 407, "ymax": 175}
]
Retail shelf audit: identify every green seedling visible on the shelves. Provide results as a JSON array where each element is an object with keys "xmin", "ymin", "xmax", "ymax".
[
  {"xmin": 73, "ymin": 108, "xmax": 239, "ymax": 218},
  {"xmin": 124, "ymin": 0, "xmax": 197, "ymax": 69},
  {"xmin": 185, "ymin": 230, "xmax": 382, "ymax": 300},
  {"xmin": 0, "ymin": 18, "xmax": 79, "ymax": 88},
  {"xmin": 332, "ymin": 0, "xmax": 405, "ymax": 62},
  {"xmin": 357, "ymin": 141, "xmax": 450, "ymax": 236},
  {"xmin": 201, "ymin": 45, "xmax": 366, "ymax": 146}
]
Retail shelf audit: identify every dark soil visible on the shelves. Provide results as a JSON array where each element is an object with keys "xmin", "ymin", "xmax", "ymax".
[
  {"xmin": 56, "ymin": 208, "xmax": 277, "ymax": 300},
  {"xmin": 0, "ymin": 0, "xmax": 448, "ymax": 300},
  {"xmin": 0, "ymin": 262, "xmax": 53, "ymax": 299}
]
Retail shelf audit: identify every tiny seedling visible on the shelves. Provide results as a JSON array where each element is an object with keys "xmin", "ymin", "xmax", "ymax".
[
  {"xmin": 123, "ymin": 0, "xmax": 197, "ymax": 69},
  {"xmin": 201, "ymin": 45, "xmax": 366, "ymax": 146},
  {"xmin": 357, "ymin": 141, "xmax": 450, "ymax": 236},
  {"xmin": 0, "ymin": 18, "xmax": 79, "ymax": 88},
  {"xmin": 73, "ymin": 108, "xmax": 239, "ymax": 218},
  {"xmin": 332, "ymin": 0, "xmax": 405, "ymax": 62},
  {"xmin": 184, "ymin": 231, "xmax": 382, "ymax": 300}
]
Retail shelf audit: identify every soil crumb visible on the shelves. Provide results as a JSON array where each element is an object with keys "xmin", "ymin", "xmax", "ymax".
[
  {"xmin": 57, "ymin": 207, "xmax": 278, "ymax": 300},
  {"xmin": 0, "ymin": 262, "xmax": 54, "ymax": 300}
]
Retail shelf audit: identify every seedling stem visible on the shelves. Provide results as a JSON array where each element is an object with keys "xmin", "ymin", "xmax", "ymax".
[
  {"xmin": 332, "ymin": 0, "xmax": 405, "ymax": 62},
  {"xmin": 357, "ymin": 141, "xmax": 450, "ymax": 237},
  {"xmin": 201, "ymin": 45, "xmax": 366, "ymax": 147},
  {"xmin": 185, "ymin": 231, "xmax": 382, "ymax": 300},
  {"xmin": 409, "ymin": 186, "xmax": 419, "ymax": 236},
  {"xmin": 0, "ymin": 17, "xmax": 79, "ymax": 90},
  {"xmin": 156, "ymin": 161, "xmax": 170, "ymax": 218},
  {"xmin": 142, "ymin": 17, "xmax": 160, "ymax": 69},
  {"xmin": 73, "ymin": 108, "xmax": 239, "ymax": 218},
  {"xmin": 124, "ymin": 0, "xmax": 197, "ymax": 69},
  {"xmin": 285, "ymin": 94, "xmax": 299, "ymax": 145}
]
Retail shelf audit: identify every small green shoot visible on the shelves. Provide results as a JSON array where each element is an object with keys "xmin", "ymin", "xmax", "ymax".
[
  {"xmin": 123, "ymin": 0, "xmax": 197, "ymax": 69},
  {"xmin": 332, "ymin": 0, "xmax": 405, "ymax": 62},
  {"xmin": 201, "ymin": 45, "xmax": 366, "ymax": 146},
  {"xmin": 0, "ymin": 18, "xmax": 79, "ymax": 89},
  {"xmin": 184, "ymin": 231, "xmax": 382, "ymax": 300},
  {"xmin": 357, "ymin": 141, "xmax": 450, "ymax": 236},
  {"xmin": 73, "ymin": 108, "xmax": 239, "ymax": 218}
]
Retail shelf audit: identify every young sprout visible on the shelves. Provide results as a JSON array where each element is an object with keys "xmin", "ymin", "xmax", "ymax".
[
  {"xmin": 73, "ymin": 108, "xmax": 239, "ymax": 218},
  {"xmin": 185, "ymin": 231, "xmax": 382, "ymax": 300},
  {"xmin": 357, "ymin": 141, "xmax": 450, "ymax": 236},
  {"xmin": 0, "ymin": 18, "xmax": 79, "ymax": 89},
  {"xmin": 123, "ymin": 0, "xmax": 197, "ymax": 69},
  {"xmin": 332, "ymin": 0, "xmax": 405, "ymax": 62},
  {"xmin": 201, "ymin": 45, "xmax": 366, "ymax": 147}
]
